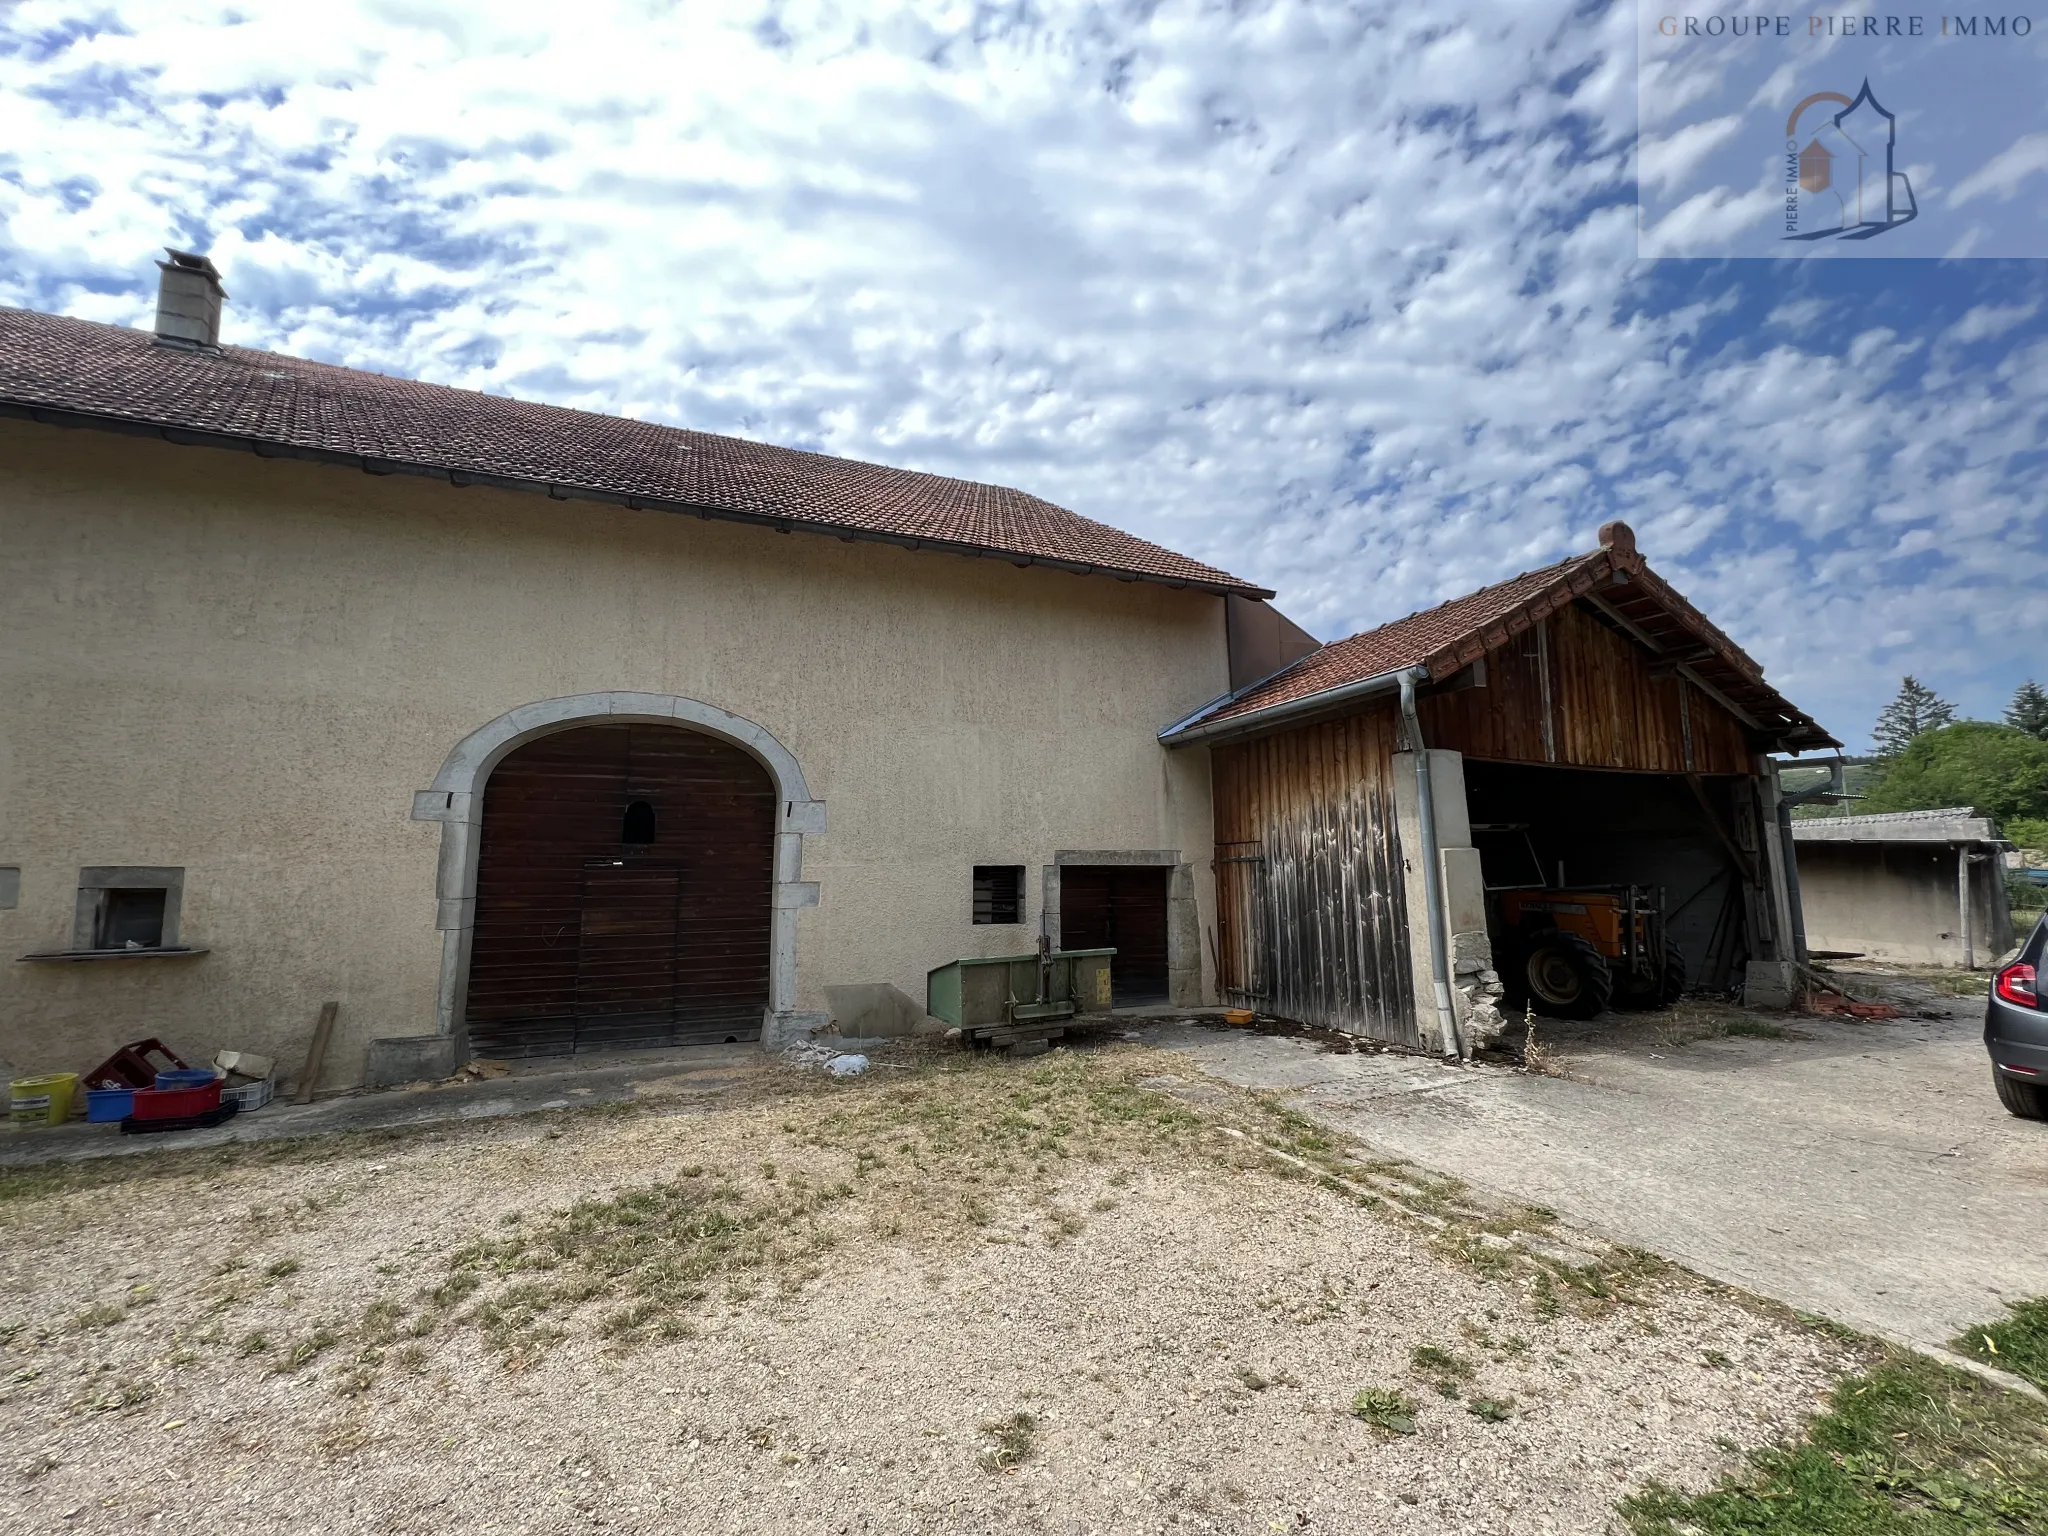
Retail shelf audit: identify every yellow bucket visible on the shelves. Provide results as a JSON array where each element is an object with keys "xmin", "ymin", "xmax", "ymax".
[{"xmin": 10, "ymin": 1073, "xmax": 79, "ymax": 1127}]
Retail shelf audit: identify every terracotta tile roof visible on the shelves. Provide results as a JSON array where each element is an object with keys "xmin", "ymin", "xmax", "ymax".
[
  {"xmin": 1167, "ymin": 523, "xmax": 1837, "ymax": 751},
  {"xmin": 0, "ymin": 306, "xmax": 1267, "ymax": 597}
]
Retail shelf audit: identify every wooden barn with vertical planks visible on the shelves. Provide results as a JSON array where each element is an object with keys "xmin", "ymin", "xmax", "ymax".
[{"xmin": 1161, "ymin": 523, "xmax": 1838, "ymax": 1053}]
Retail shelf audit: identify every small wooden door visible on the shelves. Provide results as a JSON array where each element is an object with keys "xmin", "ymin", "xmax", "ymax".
[
  {"xmin": 574, "ymin": 864, "xmax": 682, "ymax": 1046},
  {"xmin": 1059, "ymin": 865, "xmax": 1172, "ymax": 1006}
]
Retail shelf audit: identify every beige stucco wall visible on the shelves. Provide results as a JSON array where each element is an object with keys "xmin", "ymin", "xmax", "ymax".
[{"xmin": 0, "ymin": 417, "xmax": 1227, "ymax": 1089}]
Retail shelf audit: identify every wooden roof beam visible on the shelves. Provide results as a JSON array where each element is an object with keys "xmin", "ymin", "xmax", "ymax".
[{"xmin": 1579, "ymin": 589, "xmax": 1767, "ymax": 733}]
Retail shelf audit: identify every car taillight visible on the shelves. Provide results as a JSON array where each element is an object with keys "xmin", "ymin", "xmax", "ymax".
[{"xmin": 1997, "ymin": 963, "xmax": 2039, "ymax": 1008}]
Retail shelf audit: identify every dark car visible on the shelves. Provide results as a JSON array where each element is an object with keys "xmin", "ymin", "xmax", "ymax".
[{"xmin": 1988, "ymin": 911, "xmax": 2048, "ymax": 1118}]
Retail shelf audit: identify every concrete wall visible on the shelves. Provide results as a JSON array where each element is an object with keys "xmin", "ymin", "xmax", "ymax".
[
  {"xmin": 1392, "ymin": 749, "xmax": 1502, "ymax": 1056},
  {"xmin": 1796, "ymin": 841, "xmax": 2015, "ymax": 968},
  {"xmin": 0, "ymin": 418, "xmax": 1226, "ymax": 1089}
]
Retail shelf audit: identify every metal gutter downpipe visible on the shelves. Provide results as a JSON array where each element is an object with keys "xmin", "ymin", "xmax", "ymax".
[{"xmin": 1400, "ymin": 667, "xmax": 1461, "ymax": 1060}]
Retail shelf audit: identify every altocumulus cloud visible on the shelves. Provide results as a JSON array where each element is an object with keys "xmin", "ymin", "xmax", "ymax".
[{"xmin": 1, "ymin": 0, "xmax": 2044, "ymax": 747}]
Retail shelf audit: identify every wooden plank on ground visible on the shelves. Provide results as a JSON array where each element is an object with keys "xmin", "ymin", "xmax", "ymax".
[{"xmin": 294, "ymin": 1001, "xmax": 339, "ymax": 1105}]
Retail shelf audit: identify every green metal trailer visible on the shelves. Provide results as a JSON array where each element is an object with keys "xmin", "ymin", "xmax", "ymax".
[{"xmin": 926, "ymin": 947, "xmax": 1116, "ymax": 1049}]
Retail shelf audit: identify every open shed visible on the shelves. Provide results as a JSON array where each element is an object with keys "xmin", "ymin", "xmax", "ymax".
[
  {"xmin": 1160, "ymin": 523, "xmax": 1838, "ymax": 1053},
  {"xmin": 1791, "ymin": 809, "xmax": 2015, "ymax": 969}
]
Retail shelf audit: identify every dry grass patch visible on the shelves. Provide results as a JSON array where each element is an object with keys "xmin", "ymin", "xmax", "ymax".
[{"xmin": 386, "ymin": 1048, "xmax": 1222, "ymax": 1368}]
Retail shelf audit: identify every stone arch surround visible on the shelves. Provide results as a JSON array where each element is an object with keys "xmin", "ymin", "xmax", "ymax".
[{"xmin": 410, "ymin": 692, "xmax": 825, "ymax": 1048}]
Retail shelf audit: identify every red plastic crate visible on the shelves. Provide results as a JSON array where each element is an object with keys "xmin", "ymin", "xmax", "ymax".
[
  {"xmin": 83, "ymin": 1037, "xmax": 190, "ymax": 1092},
  {"xmin": 129, "ymin": 1080, "xmax": 222, "ymax": 1121}
]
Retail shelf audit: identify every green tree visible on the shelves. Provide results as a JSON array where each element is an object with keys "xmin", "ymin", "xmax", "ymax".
[
  {"xmin": 1857, "ymin": 722, "xmax": 2048, "ymax": 825},
  {"xmin": 2008, "ymin": 679, "xmax": 2048, "ymax": 741},
  {"xmin": 1871, "ymin": 675, "xmax": 1956, "ymax": 757}
]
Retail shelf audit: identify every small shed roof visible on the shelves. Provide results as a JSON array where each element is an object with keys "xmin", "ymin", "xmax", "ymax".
[
  {"xmin": 1790, "ymin": 808, "xmax": 2009, "ymax": 845},
  {"xmin": 0, "ymin": 305, "xmax": 1268, "ymax": 599},
  {"xmin": 1163, "ymin": 522, "xmax": 1837, "ymax": 751}
]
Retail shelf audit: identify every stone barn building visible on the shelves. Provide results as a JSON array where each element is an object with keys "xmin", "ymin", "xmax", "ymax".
[
  {"xmin": 1, "ymin": 254, "xmax": 1840, "ymax": 1092},
  {"xmin": 0, "ymin": 256, "xmax": 1296, "ymax": 1090}
]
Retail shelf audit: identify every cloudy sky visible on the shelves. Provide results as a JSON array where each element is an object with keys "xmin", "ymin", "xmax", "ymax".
[{"xmin": 2, "ymin": 0, "xmax": 2043, "ymax": 751}]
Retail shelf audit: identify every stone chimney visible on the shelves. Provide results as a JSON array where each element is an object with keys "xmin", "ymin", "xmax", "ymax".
[{"xmin": 153, "ymin": 249, "xmax": 226, "ymax": 349}]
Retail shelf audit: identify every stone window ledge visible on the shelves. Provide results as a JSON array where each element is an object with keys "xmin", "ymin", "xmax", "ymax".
[{"xmin": 16, "ymin": 947, "xmax": 210, "ymax": 963}]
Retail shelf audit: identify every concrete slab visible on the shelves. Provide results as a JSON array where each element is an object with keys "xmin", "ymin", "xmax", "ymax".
[
  {"xmin": 1142, "ymin": 980, "xmax": 2048, "ymax": 1350},
  {"xmin": 0, "ymin": 1043, "xmax": 769, "ymax": 1168}
]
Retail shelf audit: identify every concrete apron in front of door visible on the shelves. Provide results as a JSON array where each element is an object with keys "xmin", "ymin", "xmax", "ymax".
[{"xmin": 1139, "ymin": 1000, "xmax": 2048, "ymax": 1359}]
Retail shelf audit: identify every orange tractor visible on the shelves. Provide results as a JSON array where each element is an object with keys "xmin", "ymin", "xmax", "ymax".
[{"xmin": 1477, "ymin": 825, "xmax": 1687, "ymax": 1019}]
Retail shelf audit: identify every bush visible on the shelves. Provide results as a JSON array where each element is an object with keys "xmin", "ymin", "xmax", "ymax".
[
  {"xmin": 1860, "ymin": 723, "xmax": 2048, "ymax": 826},
  {"xmin": 2006, "ymin": 816, "xmax": 2048, "ymax": 852}
]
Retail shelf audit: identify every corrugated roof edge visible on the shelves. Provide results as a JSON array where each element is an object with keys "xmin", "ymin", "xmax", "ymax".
[
  {"xmin": 1790, "ymin": 808, "xmax": 2010, "ymax": 845},
  {"xmin": 0, "ymin": 398, "xmax": 1275, "ymax": 602}
]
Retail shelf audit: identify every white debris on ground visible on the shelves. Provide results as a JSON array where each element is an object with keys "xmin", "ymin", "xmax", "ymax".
[
  {"xmin": 0, "ymin": 1049, "xmax": 1860, "ymax": 1535},
  {"xmin": 781, "ymin": 1038, "xmax": 871, "ymax": 1076}
]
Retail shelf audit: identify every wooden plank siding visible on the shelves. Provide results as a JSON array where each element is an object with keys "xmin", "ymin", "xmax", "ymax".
[
  {"xmin": 1210, "ymin": 704, "xmax": 1417, "ymax": 1044},
  {"xmin": 1206, "ymin": 597, "xmax": 1765, "ymax": 1042},
  {"xmin": 1419, "ymin": 602, "xmax": 1752, "ymax": 775}
]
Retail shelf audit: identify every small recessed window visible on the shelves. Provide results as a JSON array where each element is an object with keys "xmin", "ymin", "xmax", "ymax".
[
  {"xmin": 72, "ymin": 867, "xmax": 185, "ymax": 953},
  {"xmin": 973, "ymin": 865, "xmax": 1025, "ymax": 925},
  {"xmin": 621, "ymin": 799, "xmax": 657, "ymax": 845},
  {"xmin": 96, "ymin": 888, "xmax": 167, "ymax": 949}
]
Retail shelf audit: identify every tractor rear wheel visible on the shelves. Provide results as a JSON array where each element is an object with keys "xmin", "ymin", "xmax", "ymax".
[
  {"xmin": 1518, "ymin": 929, "xmax": 1613, "ymax": 1019},
  {"xmin": 1658, "ymin": 949, "xmax": 1688, "ymax": 1008}
]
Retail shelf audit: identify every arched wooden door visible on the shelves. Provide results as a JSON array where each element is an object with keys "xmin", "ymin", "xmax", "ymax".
[{"xmin": 465, "ymin": 723, "xmax": 777, "ymax": 1056}]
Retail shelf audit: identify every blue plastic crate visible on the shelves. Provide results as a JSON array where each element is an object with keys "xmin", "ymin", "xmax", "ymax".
[
  {"xmin": 86, "ymin": 1087, "xmax": 135, "ymax": 1123},
  {"xmin": 154, "ymin": 1069, "xmax": 218, "ymax": 1090}
]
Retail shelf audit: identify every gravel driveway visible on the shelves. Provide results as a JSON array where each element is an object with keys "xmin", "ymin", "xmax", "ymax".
[
  {"xmin": 1151, "ymin": 971, "xmax": 2048, "ymax": 1351},
  {"xmin": 0, "ymin": 1046, "xmax": 1857, "ymax": 1535}
]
